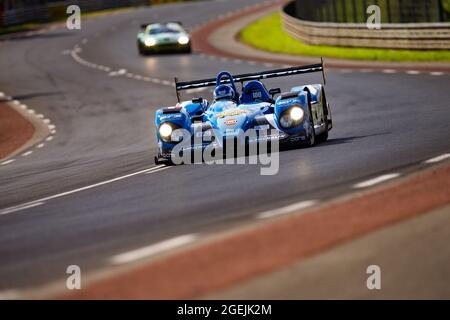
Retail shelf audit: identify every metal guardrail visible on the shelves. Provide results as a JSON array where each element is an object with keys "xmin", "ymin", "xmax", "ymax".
[
  {"xmin": 292, "ymin": 0, "xmax": 449, "ymax": 23},
  {"xmin": 281, "ymin": 1, "xmax": 450, "ymax": 50},
  {"xmin": 1, "ymin": 0, "xmax": 149, "ymax": 27}
]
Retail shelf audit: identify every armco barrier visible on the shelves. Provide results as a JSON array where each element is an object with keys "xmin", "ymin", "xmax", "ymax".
[
  {"xmin": 281, "ymin": 1, "xmax": 450, "ymax": 50},
  {"xmin": 1, "ymin": 0, "xmax": 149, "ymax": 27}
]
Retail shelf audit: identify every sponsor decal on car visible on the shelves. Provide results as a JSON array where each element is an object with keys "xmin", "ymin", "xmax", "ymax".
[
  {"xmin": 217, "ymin": 109, "xmax": 248, "ymax": 118},
  {"xmin": 224, "ymin": 118, "xmax": 238, "ymax": 126}
]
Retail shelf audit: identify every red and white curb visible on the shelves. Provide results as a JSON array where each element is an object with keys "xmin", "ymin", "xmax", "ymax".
[{"xmin": 0, "ymin": 92, "xmax": 56, "ymax": 166}]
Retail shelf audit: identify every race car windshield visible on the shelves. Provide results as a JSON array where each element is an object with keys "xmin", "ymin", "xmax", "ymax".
[
  {"xmin": 149, "ymin": 28, "xmax": 178, "ymax": 35},
  {"xmin": 209, "ymin": 100, "xmax": 236, "ymax": 113}
]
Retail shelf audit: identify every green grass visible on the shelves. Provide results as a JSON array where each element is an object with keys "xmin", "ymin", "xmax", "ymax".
[{"xmin": 240, "ymin": 13, "xmax": 450, "ymax": 62}]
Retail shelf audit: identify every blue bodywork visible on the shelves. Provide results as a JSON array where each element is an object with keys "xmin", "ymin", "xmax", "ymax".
[{"xmin": 155, "ymin": 70, "xmax": 331, "ymax": 161}]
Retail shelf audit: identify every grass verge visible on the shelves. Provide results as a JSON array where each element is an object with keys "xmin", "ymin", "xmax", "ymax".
[{"xmin": 240, "ymin": 13, "xmax": 450, "ymax": 62}]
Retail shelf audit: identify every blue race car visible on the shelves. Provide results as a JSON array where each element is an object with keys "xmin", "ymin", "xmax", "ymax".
[{"xmin": 154, "ymin": 62, "xmax": 332, "ymax": 164}]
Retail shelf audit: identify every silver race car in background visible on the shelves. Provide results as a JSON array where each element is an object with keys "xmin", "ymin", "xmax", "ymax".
[{"xmin": 137, "ymin": 22, "xmax": 192, "ymax": 54}]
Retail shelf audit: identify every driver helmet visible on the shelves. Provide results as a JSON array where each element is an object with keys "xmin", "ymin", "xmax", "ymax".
[{"xmin": 213, "ymin": 84, "xmax": 235, "ymax": 101}]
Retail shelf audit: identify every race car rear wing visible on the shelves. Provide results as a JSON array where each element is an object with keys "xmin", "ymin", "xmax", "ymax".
[{"xmin": 174, "ymin": 58, "xmax": 326, "ymax": 102}]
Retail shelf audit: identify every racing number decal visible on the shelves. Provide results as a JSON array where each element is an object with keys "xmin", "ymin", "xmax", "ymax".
[{"xmin": 252, "ymin": 90, "xmax": 262, "ymax": 99}]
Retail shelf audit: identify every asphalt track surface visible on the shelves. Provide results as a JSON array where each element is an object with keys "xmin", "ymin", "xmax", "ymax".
[{"xmin": 0, "ymin": 0, "xmax": 449, "ymax": 292}]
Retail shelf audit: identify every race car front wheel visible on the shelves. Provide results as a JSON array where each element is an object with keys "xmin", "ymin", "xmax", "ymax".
[
  {"xmin": 306, "ymin": 125, "xmax": 316, "ymax": 147},
  {"xmin": 316, "ymin": 130, "xmax": 328, "ymax": 143}
]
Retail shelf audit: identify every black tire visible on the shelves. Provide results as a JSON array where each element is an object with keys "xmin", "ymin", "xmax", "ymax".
[
  {"xmin": 154, "ymin": 155, "xmax": 175, "ymax": 166},
  {"xmin": 316, "ymin": 130, "xmax": 328, "ymax": 143},
  {"xmin": 305, "ymin": 98, "xmax": 316, "ymax": 147},
  {"xmin": 306, "ymin": 124, "xmax": 316, "ymax": 147},
  {"xmin": 316, "ymin": 88, "xmax": 330, "ymax": 143},
  {"xmin": 138, "ymin": 42, "xmax": 144, "ymax": 55}
]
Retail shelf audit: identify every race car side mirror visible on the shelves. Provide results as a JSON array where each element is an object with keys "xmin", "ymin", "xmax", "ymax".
[{"xmin": 269, "ymin": 88, "xmax": 281, "ymax": 98}]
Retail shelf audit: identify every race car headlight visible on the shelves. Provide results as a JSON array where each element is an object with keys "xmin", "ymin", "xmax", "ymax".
[
  {"xmin": 159, "ymin": 123, "xmax": 173, "ymax": 139},
  {"xmin": 144, "ymin": 37, "xmax": 157, "ymax": 47},
  {"xmin": 290, "ymin": 106, "xmax": 304, "ymax": 121},
  {"xmin": 279, "ymin": 106, "xmax": 304, "ymax": 128},
  {"xmin": 279, "ymin": 113, "xmax": 294, "ymax": 128},
  {"xmin": 177, "ymin": 36, "xmax": 189, "ymax": 45},
  {"xmin": 159, "ymin": 123, "xmax": 184, "ymax": 143}
]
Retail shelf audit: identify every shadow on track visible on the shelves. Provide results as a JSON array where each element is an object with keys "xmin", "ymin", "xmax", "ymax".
[{"xmin": 10, "ymin": 91, "xmax": 64, "ymax": 102}]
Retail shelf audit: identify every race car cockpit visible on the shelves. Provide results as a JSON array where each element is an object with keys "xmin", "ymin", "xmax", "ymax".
[
  {"xmin": 214, "ymin": 71, "xmax": 240, "ymax": 104},
  {"xmin": 240, "ymin": 80, "xmax": 272, "ymax": 104}
]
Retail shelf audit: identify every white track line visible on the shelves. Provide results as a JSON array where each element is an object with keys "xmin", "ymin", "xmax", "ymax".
[
  {"xmin": 430, "ymin": 72, "xmax": 444, "ymax": 76},
  {"xmin": 257, "ymin": 200, "xmax": 317, "ymax": 219},
  {"xmin": 144, "ymin": 166, "xmax": 171, "ymax": 174},
  {"xmin": 108, "ymin": 69, "xmax": 127, "ymax": 77},
  {"xmin": 1, "ymin": 159, "xmax": 15, "ymax": 165},
  {"xmin": 110, "ymin": 234, "xmax": 197, "ymax": 265},
  {"xmin": 353, "ymin": 173, "xmax": 400, "ymax": 189},
  {"xmin": 0, "ymin": 202, "xmax": 45, "ymax": 215},
  {"xmin": 425, "ymin": 153, "xmax": 450, "ymax": 164},
  {"xmin": 0, "ymin": 91, "xmax": 54, "ymax": 166},
  {"xmin": 0, "ymin": 165, "xmax": 168, "ymax": 215}
]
